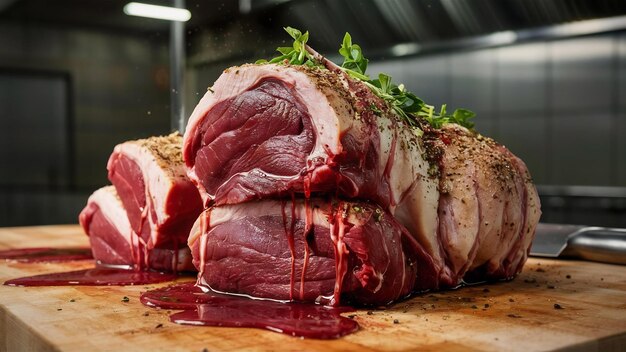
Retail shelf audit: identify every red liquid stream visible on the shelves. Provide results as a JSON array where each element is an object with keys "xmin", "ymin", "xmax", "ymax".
[
  {"xmin": 0, "ymin": 247, "xmax": 93, "ymax": 263},
  {"xmin": 141, "ymin": 283, "xmax": 359, "ymax": 339},
  {"xmin": 280, "ymin": 198, "xmax": 297, "ymax": 301},
  {"xmin": 4, "ymin": 267, "xmax": 177, "ymax": 287}
]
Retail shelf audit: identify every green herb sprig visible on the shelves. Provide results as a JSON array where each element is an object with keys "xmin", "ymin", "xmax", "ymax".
[
  {"xmin": 418, "ymin": 104, "xmax": 476, "ymax": 129},
  {"xmin": 256, "ymin": 27, "xmax": 320, "ymax": 67},
  {"xmin": 338, "ymin": 33, "xmax": 369, "ymax": 81},
  {"xmin": 258, "ymin": 27, "xmax": 476, "ymax": 130}
]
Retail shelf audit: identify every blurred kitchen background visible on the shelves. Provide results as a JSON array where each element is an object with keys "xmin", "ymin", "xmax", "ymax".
[{"xmin": 0, "ymin": 0, "xmax": 625, "ymax": 227}]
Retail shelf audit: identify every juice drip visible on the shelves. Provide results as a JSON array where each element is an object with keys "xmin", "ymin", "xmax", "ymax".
[
  {"xmin": 289, "ymin": 192, "xmax": 297, "ymax": 299},
  {"xmin": 133, "ymin": 230, "xmax": 150, "ymax": 271},
  {"xmin": 4, "ymin": 266, "xmax": 177, "ymax": 287},
  {"xmin": 141, "ymin": 189, "xmax": 154, "ymax": 269},
  {"xmin": 0, "ymin": 247, "xmax": 93, "ymax": 263},
  {"xmin": 128, "ymin": 227, "xmax": 142, "ymax": 270},
  {"xmin": 128, "ymin": 200, "xmax": 150, "ymax": 271},
  {"xmin": 141, "ymin": 282, "xmax": 206, "ymax": 309},
  {"xmin": 383, "ymin": 116, "xmax": 398, "ymax": 207},
  {"xmin": 196, "ymin": 211, "xmax": 209, "ymax": 287},
  {"xmin": 141, "ymin": 283, "xmax": 358, "ymax": 339},
  {"xmin": 300, "ymin": 193, "xmax": 313, "ymax": 301},
  {"xmin": 172, "ymin": 238, "xmax": 180, "ymax": 275},
  {"xmin": 329, "ymin": 201, "xmax": 349, "ymax": 306},
  {"xmin": 280, "ymin": 197, "xmax": 296, "ymax": 301},
  {"xmin": 129, "ymin": 228, "xmax": 138, "ymax": 268}
]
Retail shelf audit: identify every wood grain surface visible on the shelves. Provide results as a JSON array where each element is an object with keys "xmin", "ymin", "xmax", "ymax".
[{"xmin": 1, "ymin": 225, "xmax": 625, "ymax": 352}]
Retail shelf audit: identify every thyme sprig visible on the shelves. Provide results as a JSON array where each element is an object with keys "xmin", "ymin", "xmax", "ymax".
[{"xmin": 258, "ymin": 27, "xmax": 476, "ymax": 130}]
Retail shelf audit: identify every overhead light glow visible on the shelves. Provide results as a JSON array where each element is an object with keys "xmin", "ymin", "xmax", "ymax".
[
  {"xmin": 123, "ymin": 2, "xmax": 191, "ymax": 22},
  {"xmin": 486, "ymin": 31, "xmax": 518, "ymax": 46},
  {"xmin": 390, "ymin": 43, "xmax": 421, "ymax": 57}
]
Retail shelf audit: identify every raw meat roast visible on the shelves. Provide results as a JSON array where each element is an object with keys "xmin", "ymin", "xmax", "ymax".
[
  {"xmin": 183, "ymin": 63, "xmax": 541, "ymax": 305},
  {"xmin": 79, "ymin": 186, "xmax": 190, "ymax": 271},
  {"xmin": 80, "ymin": 133, "xmax": 202, "ymax": 271},
  {"xmin": 79, "ymin": 186, "xmax": 136, "ymax": 267}
]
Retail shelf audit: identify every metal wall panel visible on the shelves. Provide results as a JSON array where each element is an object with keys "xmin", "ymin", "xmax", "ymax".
[
  {"xmin": 618, "ymin": 111, "xmax": 626, "ymax": 186},
  {"xmin": 367, "ymin": 60, "xmax": 406, "ymax": 84},
  {"xmin": 549, "ymin": 36, "xmax": 614, "ymax": 112},
  {"xmin": 498, "ymin": 113, "xmax": 548, "ymax": 184},
  {"xmin": 369, "ymin": 56, "xmax": 460, "ymax": 126},
  {"xmin": 550, "ymin": 112, "xmax": 612, "ymax": 185},
  {"xmin": 400, "ymin": 55, "xmax": 450, "ymax": 109},
  {"xmin": 450, "ymin": 50, "xmax": 496, "ymax": 115},
  {"xmin": 496, "ymin": 42, "xmax": 548, "ymax": 114},
  {"xmin": 616, "ymin": 33, "xmax": 626, "ymax": 111},
  {"xmin": 474, "ymin": 114, "xmax": 497, "ymax": 139},
  {"xmin": 618, "ymin": 33, "xmax": 626, "ymax": 186}
]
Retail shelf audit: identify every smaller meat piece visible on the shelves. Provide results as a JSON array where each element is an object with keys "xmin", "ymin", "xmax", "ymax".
[
  {"xmin": 107, "ymin": 133, "xmax": 203, "ymax": 270},
  {"xmin": 79, "ymin": 186, "xmax": 136, "ymax": 267},
  {"xmin": 79, "ymin": 186, "xmax": 193, "ymax": 271}
]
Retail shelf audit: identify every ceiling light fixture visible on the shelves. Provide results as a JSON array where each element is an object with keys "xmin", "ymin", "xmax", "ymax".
[{"xmin": 123, "ymin": 2, "xmax": 191, "ymax": 22}]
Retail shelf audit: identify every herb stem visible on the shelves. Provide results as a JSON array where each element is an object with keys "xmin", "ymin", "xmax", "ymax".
[{"xmin": 258, "ymin": 27, "xmax": 476, "ymax": 130}]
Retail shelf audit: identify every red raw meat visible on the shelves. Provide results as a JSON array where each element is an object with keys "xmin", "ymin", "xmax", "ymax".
[
  {"xmin": 79, "ymin": 186, "xmax": 193, "ymax": 271},
  {"xmin": 181, "ymin": 64, "xmax": 540, "ymax": 304}
]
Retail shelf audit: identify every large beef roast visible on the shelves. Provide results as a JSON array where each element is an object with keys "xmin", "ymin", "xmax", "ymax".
[
  {"xmin": 79, "ymin": 186, "xmax": 193, "ymax": 271},
  {"xmin": 183, "ymin": 63, "xmax": 541, "ymax": 305}
]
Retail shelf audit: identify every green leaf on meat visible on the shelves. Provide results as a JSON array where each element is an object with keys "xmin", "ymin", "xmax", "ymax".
[{"xmin": 257, "ymin": 27, "xmax": 476, "ymax": 130}]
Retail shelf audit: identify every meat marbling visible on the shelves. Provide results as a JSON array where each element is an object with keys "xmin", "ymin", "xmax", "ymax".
[
  {"xmin": 182, "ymin": 63, "xmax": 541, "ymax": 305},
  {"xmin": 79, "ymin": 186, "xmax": 193, "ymax": 271},
  {"xmin": 80, "ymin": 133, "xmax": 202, "ymax": 272},
  {"xmin": 189, "ymin": 199, "xmax": 438, "ymax": 305},
  {"xmin": 108, "ymin": 133, "xmax": 203, "ymax": 253}
]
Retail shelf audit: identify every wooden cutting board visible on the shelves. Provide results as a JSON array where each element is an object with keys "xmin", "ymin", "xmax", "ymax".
[{"xmin": 1, "ymin": 225, "xmax": 625, "ymax": 352}]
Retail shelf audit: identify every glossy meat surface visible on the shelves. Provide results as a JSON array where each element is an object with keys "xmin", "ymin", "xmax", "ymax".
[{"xmin": 183, "ymin": 64, "xmax": 541, "ymax": 304}]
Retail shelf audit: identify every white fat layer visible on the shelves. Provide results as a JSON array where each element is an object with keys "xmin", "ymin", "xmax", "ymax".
[
  {"xmin": 187, "ymin": 200, "xmax": 374, "ymax": 248},
  {"xmin": 188, "ymin": 214, "xmax": 202, "ymax": 248},
  {"xmin": 210, "ymin": 200, "xmax": 330, "ymax": 228},
  {"xmin": 388, "ymin": 127, "xmax": 440, "ymax": 258},
  {"xmin": 110, "ymin": 142, "xmax": 186, "ymax": 226},
  {"xmin": 87, "ymin": 186, "xmax": 132, "ymax": 244}
]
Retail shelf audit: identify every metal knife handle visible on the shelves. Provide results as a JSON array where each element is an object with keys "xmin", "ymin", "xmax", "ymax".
[{"xmin": 563, "ymin": 229, "xmax": 626, "ymax": 265}]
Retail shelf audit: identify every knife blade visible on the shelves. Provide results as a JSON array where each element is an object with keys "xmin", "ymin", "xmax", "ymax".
[{"xmin": 530, "ymin": 223, "xmax": 626, "ymax": 265}]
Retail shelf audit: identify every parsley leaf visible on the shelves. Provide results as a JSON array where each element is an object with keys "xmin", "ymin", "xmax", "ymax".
[
  {"xmin": 256, "ymin": 27, "xmax": 319, "ymax": 67},
  {"xmin": 257, "ymin": 27, "xmax": 476, "ymax": 130},
  {"xmin": 365, "ymin": 73, "xmax": 425, "ymax": 127},
  {"xmin": 338, "ymin": 33, "xmax": 369, "ymax": 80},
  {"xmin": 452, "ymin": 108, "xmax": 476, "ymax": 128}
]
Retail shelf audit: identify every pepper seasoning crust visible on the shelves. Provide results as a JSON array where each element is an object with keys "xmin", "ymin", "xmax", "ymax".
[{"xmin": 128, "ymin": 132, "xmax": 186, "ymax": 179}]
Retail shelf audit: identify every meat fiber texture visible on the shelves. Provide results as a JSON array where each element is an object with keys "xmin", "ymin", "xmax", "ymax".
[
  {"xmin": 79, "ymin": 186, "xmax": 193, "ymax": 271},
  {"xmin": 188, "ymin": 199, "xmax": 438, "ymax": 306},
  {"xmin": 183, "ymin": 63, "xmax": 541, "ymax": 305},
  {"xmin": 100, "ymin": 132, "xmax": 202, "ymax": 271}
]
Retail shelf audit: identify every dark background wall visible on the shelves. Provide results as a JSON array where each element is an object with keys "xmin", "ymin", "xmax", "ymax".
[{"xmin": 0, "ymin": 21, "xmax": 170, "ymax": 226}]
